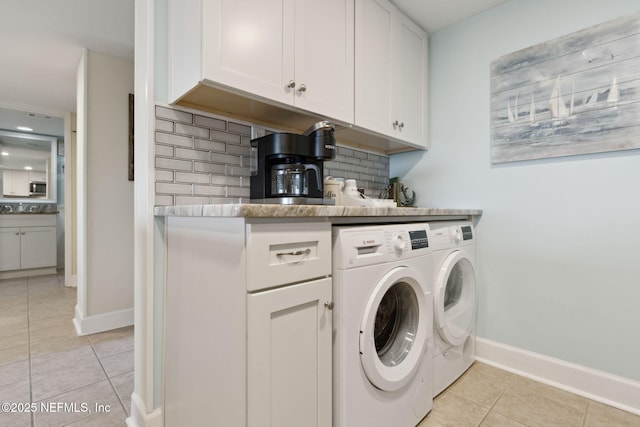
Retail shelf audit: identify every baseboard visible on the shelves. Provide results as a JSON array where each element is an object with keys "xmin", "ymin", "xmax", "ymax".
[
  {"xmin": 73, "ymin": 304, "xmax": 134, "ymax": 336},
  {"xmin": 0, "ymin": 267, "xmax": 57, "ymax": 280},
  {"xmin": 126, "ymin": 392, "xmax": 162, "ymax": 427},
  {"xmin": 475, "ymin": 337, "xmax": 640, "ymax": 416},
  {"xmin": 65, "ymin": 273, "xmax": 78, "ymax": 288}
]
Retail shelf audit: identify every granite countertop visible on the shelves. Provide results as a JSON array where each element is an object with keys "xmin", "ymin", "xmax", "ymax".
[
  {"xmin": 0, "ymin": 211, "xmax": 59, "ymax": 215},
  {"xmin": 154, "ymin": 204, "xmax": 482, "ymax": 220}
]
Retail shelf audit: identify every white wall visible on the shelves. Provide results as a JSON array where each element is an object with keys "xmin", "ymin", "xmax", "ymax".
[
  {"xmin": 75, "ymin": 50, "xmax": 134, "ymax": 334},
  {"xmin": 86, "ymin": 50, "xmax": 135, "ymax": 316},
  {"xmin": 392, "ymin": 0, "xmax": 640, "ymax": 382}
]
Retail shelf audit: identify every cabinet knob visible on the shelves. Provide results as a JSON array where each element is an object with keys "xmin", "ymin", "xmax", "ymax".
[
  {"xmin": 297, "ymin": 84, "xmax": 307, "ymax": 93},
  {"xmin": 392, "ymin": 120, "xmax": 399, "ymax": 128},
  {"xmin": 286, "ymin": 80, "xmax": 296, "ymax": 89},
  {"xmin": 324, "ymin": 301, "xmax": 334, "ymax": 310},
  {"xmin": 398, "ymin": 122, "xmax": 405, "ymax": 129}
]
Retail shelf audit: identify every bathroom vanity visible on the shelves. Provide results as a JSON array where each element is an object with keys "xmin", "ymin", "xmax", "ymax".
[{"xmin": 0, "ymin": 213, "xmax": 57, "ymax": 279}]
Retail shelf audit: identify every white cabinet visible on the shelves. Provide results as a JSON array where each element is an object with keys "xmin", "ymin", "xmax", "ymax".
[
  {"xmin": 292, "ymin": 0, "xmax": 354, "ymax": 122},
  {"xmin": 245, "ymin": 221, "xmax": 332, "ymax": 427},
  {"xmin": 29, "ymin": 171, "xmax": 47, "ymax": 182},
  {"xmin": 20, "ymin": 226, "xmax": 57, "ymax": 269},
  {"xmin": 0, "ymin": 215, "xmax": 57, "ymax": 274},
  {"xmin": 0, "ymin": 227, "xmax": 21, "ymax": 271},
  {"xmin": 3, "ymin": 170, "xmax": 30, "ymax": 197},
  {"xmin": 354, "ymin": 0, "xmax": 429, "ymax": 148},
  {"xmin": 164, "ymin": 217, "xmax": 332, "ymax": 427},
  {"xmin": 170, "ymin": 0, "xmax": 354, "ymax": 123},
  {"xmin": 247, "ymin": 277, "xmax": 332, "ymax": 427}
]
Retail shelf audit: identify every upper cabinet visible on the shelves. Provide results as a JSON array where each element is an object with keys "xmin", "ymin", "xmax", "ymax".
[
  {"xmin": 170, "ymin": 0, "xmax": 354, "ymax": 124},
  {"xmin": 293, "ymin": 0, "xmax": 354, "ymax": 122},
  {"xmin": 168, "ymin": 0, "xmax": 428, "ymax": 152},
  {"xmin": 354, "ymin": 0, "xmax": 429, "ymax": 148},
  {"xmin": 3, "ymin": 170, "xmax": 30, "ymax": 197}
]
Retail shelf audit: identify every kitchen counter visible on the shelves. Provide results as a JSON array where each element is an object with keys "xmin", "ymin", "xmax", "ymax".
[
  {"xmin": 1, "ymin": 203, "xmax": 59, "ymax": 215},
  {"xmin": 0, "ymin": 211, "xmax": 59, "ymax": 215},
  {"xmin": 154, "ymin": 204, "xmax": 481, "ymax": 224}
]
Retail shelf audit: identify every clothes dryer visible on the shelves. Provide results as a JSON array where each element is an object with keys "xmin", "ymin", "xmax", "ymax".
[
  {"xmin": 332, "ymin": 223, "xmax": 434, "ymax": 427},
  {"xmin": 430, "ymin": 221, "xmax": 477, "ymax": 396}
]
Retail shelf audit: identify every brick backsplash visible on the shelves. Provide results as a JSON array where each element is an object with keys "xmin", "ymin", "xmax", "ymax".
[
  {"xmin": 324, "ymin": 147, "xmax": 389, "ymax": 198},
  {"xmin": 154, "ymin": 105, "xmax": 390, "ymax": 206},
  {"xmin": 154, "ymin": 105, "xmax": 251, "ymax": 206}
]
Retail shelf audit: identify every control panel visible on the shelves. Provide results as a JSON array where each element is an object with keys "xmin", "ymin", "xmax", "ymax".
[
  {"xmin": 429, "ymin": 222, "xmax": 474, "ymax": 249},
  {"xmin": 333, "ymin": 223, "xmax": 432, "ymax": 269},
  {"xmin": 409, "ymin": 230, "xmax": 429, "ymax": 249}
]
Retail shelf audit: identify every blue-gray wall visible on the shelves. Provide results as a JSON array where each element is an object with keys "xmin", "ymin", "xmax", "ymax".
[{"xmin": 392, "ymin": 0, "xmax": 640, "ymax": 381}]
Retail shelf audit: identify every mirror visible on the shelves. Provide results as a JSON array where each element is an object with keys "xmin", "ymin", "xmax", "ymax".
[{"xmin": 0, "ymin": 107, "xmax": 63, "ymax": 203}]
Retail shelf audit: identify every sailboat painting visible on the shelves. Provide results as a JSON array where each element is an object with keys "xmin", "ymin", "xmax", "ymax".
[{"xmin": 490, "ymin": 13, "xmax": 640, "ymax": 163}]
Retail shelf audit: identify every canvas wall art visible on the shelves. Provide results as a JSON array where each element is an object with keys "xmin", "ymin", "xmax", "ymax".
[{"xmin": 490, "ymin": 13, "xmax": 640, "ymax": 163}]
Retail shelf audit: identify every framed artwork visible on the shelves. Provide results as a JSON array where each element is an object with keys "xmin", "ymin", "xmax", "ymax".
[
  {"xmin": 129, "ymin": 93, "xmax": 134, "ymax": 180},
  {"xmin": 490, "ymin": 13, "xmax": 640, "ymax": 163}
]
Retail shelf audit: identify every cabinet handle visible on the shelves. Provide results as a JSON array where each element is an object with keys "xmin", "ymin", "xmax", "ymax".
[
  {"xmin": 297, "ymin": 84, "xmax": 307, "ymax": 93},
  {"xmin": 392, "ymin": 120, "xmax": 399, "ymax": 128},
  {"xmin": 286, "ymin": 80, "xmax": 296, "ymax": 89},
  {"xmin": 276, "ymin": 248, "xmax": 311, "ymax": 257},
  {"xmin": 15, "ymin": 232, "xmax": 20, "ymax": 235},
  {"xmin": 398, "ymin": 122, "xmax": 405, "ymax": 129},
  {"xmin": 21, "ymin": 232, "xmax": 26, "ymax": 235},
  {"xmin": 324, "ymin": 301, "xmax": 334, "ymax": 310}
]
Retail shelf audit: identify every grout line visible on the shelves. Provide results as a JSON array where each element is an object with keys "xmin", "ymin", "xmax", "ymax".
[
  {"xmin": 87, "ymin": 340, "xmax": 128, "ymax": 417},
  {"xmin": 24, "ymin": 272, "xmax": 115, "ymax": 426},
  {"xmin": 446, "ymin": 362, "xmax": 519, "ymax": 427},
  {"xmin": 484, "ymin": 371, "xmax": 538, "ymax": 427},
  {"xmin": 582, "ymin": 400, "xmax": 591, "ymax": 427},
  {"xmin": 26, "ymin": 276, "xmax": 34, "ymax": 427},
  {"xmin": 477, "ymin": 372, "xmax": 514, "ymax": 426}
]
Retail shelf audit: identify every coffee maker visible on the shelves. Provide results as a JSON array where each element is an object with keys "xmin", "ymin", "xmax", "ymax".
[{"xmin": 250, "ymin": 121, "xmax": 336, "ymax": 204}]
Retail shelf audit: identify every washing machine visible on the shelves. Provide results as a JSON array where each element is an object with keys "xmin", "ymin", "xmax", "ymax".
[
  {"xmin": 332, "ymin": 223, "xmax": 434, "ymax": 427},
  {"xmin": 430, "ymin": 221, "xmax": 477, "ymax": 396}
]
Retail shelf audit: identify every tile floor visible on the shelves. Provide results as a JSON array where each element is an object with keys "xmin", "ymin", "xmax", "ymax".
[
  {"xmin": 0, "ymin": 272, "xmax": 133, "ymax": 427},
  {"xmin": 3, "ymin": 273, "xmax": 639, "ymax": 427},
  {"xmin": 419, "ymin": 361, "xmax": 640, "ymax": 427}
]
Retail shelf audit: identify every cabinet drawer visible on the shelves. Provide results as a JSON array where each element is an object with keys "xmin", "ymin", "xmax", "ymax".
[
  {"xmin": 0, "ymin": 214, "xmax": 57, "ymax": 228},
  {"xmin": 246, "ymin": 222, "xmax": 331, "ymax": 291}
]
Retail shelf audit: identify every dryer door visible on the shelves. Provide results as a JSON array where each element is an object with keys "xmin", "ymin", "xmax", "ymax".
[
  {"xmin": 434, "ymin": 250, "xmax": 476, "ymax": 346},
  {"xmin": 359, "ymin": 266, "xmax": 430, "ymax": 392}
]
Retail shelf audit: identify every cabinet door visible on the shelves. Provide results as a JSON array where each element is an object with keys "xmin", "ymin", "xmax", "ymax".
[
  {"xmin": 355, "ymin": 0, "xmax": 428, "ymax": 148},
  {"xmin": 20, "ymin": 226, "xmax": 56, "ymax": 269},
  {"xmin": 247, "ymin": 277, "xmax": 332, "ymax": 427},
  {"xmin": 29, "ymin": 171, "xmax": 47, "ymax": 182},
  {"xmin": 392, "ymin": 12, "xmax": 428, "ymax": 147},
  {"xmin": 0, "ymin": 228, "xmax": 21, "ymax": 271},
  {"xmin": 3, "ymin": 170, "xmax": 30, "ymax": 197},
  {"xmin": 354, "ymin": 0, "xmax": 394, "ymax": 137},
  {"xmin": 2, "ymin": 171, "xmax": 12, "ymax": 196},
  {"xmin": 203, "ymin": 0, "xmax": 295, "ymax": 104},
  {"xmin": 14, "ymin": 170, "xmax": 30, "ymax": 196},
  {"xmin": 294, "ymin": 0, "xmax": 354, "ymax": 122}
]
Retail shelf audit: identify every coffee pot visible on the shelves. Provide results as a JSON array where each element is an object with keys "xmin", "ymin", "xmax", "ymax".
[
  {"xmin": 271, "ymin": 163, "xmax": 321, "ymax": 197},
  {"xmin": 250, "ymin": 121, "xmax": 336, "ymax": 204}
]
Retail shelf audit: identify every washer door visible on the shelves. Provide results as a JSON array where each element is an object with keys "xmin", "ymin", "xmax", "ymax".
[
  {"xmin": 359, "ymin": 267, "xmax": 428, "ymax": 392},
  {"xmin": 434, "ymin": 250, "xmax": 476, "ymax": 346}
]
